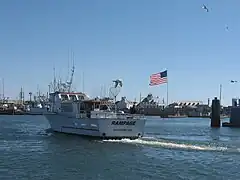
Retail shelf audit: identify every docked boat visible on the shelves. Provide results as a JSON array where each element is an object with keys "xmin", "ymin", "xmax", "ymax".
[
  {"xmin": 222, "ymin": 98, "xmax": 240, "ymax": 127},
  {"xmin": 25, "ymin": 92, "xmax": 50, "ymax": 115},
  {"xmin": 44, "ymin": 81, "xmax": 146, "ymax": 139},
  {"xmin": 25, "ymin": 104, "xmax": 49, "ymax": 115}
]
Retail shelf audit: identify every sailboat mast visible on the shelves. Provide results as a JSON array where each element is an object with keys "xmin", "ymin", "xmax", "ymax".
[
  {"xmin": 82, "ymin": 72, "xmax": 85, "ymax": 93},
  {"xmin": 68, "ymin": 49, "xmax": 70, "ymax": 79},
  {"xmin": 67, "ymin": 51, "xmax": 75, "ymax": 92},
  {"xmin": 53, "ymin": 66, "xmax": 56, "ymax": 92},
  {"xmin": 2, "ymin": 78, "xmax": 4, "ymax": 101},
  {"xmin": 20, "ymin": 87, "xmax": 24, "ymax": 104},
  {"xmin": 37, "ymin": 84, "xmax": 40, "ymax": 97}
]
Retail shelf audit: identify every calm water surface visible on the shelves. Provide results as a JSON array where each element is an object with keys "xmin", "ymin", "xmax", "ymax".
[{"xmin": 0, "ymin": 115, "xmax": 240, "ymax": 180}]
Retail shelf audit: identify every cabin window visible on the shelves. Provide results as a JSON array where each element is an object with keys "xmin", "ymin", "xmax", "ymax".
[
  {"xmin": 61, "ymin": 94, "xmax": 69, "ymax": 101},
  {"xmin": 94, "ymin": 104, "xmax": 100, "ymax": 109},
  {"xmin": 69, "ymin": 95, "xmax": 77, "ymax": 101},
  {"xmin": 78, "ymin": 95, "xmax": 84, "ymax": 100},
  {"xmin": 100, "ymin": 105, "xmax": 108, "ymax": 110}
]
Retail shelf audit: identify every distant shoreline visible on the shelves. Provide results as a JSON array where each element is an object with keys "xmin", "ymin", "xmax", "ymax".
[{"xmin": 145, "ymin": 115, "xmax": 230, "ymax": 119}]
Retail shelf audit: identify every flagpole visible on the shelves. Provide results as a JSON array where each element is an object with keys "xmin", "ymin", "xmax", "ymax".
[
  {"xmin": 166, "ymin": 80, "xmax": 169, "ymax": 106},
  {"xmin": 219, "ymin": 84, "xmax": 222, "ymax": 106}
]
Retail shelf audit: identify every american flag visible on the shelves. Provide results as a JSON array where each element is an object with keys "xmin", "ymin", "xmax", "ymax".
[{"xmin": 149, "ymin": 70, "xmax": 167, "ymax": 86}]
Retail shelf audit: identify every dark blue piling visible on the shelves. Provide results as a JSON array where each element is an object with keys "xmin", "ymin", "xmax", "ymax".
[{"xmin": 211, "ymin": 97, "xmax": 220, "ymax": 127}]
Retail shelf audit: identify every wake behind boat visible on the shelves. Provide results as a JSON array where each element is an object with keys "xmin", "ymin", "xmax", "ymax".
[{"xmin": 44, "ymin": 79, "xmax": 146, "ymax": 139}]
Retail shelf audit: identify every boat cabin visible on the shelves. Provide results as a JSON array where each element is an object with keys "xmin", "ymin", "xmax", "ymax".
[
  {"xmin": 49, "ymin": 92, "xmax": 140, "ymax": 119},
  {"xmin": 49, "ymin": 91, "xmax": 88, "ymax": 102},
  {"xmin": 49, "ymin": 91, "xmax": 89, "ymax": 112},
  {"xmin": 73, "ymin": 99, "xmax": 125, "ymax": 119},
  {"xmin": 76, "ymin": 99, "xmax": 114, "ymax": 112}
]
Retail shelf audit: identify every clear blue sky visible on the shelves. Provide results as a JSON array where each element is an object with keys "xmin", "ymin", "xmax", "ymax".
[{"xmin": 0, "ymin": 0, "xmax": 240, "ymax": 105}]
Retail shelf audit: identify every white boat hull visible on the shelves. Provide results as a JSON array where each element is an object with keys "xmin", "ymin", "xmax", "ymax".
[{"xmin": 44, "ymin": 113, "xmax": 146, "ymax": 139}]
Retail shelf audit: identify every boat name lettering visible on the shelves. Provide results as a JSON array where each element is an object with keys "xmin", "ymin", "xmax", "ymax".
[{"xmin": 111, "ymin": 121, "xmax": 136, "ymax": 125}]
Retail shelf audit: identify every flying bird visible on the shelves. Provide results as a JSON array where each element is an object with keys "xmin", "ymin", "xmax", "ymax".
[
  {"xmin": 225, "ymin": 25, "xmax": 229, "ymax": 31},
  {"xmin": 113, "ymin": 79, "xmax": 123, "ymax": 88},
  {"xmin": 202, "ymin": 4, "xmax": 209, "ymax": 12},
  {"xmin": 231, "ymin": 80, "xmax": 237, "ymax": 83}
]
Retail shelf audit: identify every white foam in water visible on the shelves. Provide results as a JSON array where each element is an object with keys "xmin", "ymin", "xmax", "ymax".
[
  {"xmin": 236, "ymin": 148, "xmax": 240, "ymax": 152},
  {"xmin": 103, "ymin": 137, "xmax": 228, "ymax": 152}
]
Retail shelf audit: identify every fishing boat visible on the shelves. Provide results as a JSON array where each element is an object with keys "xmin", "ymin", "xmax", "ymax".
[{"xmin": 44, "ymin": 79, "xmax": 146, "ymax": 139}]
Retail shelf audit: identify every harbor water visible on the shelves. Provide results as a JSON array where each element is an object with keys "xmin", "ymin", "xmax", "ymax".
[{"xmin": 0, "ymin": 115, "xmax": 240, "ymax": 180}]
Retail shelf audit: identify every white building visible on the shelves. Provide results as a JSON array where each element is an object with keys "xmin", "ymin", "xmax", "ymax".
[{"xmin": 137, "ymin": 93, "xmax": 165, "ymax": 109}]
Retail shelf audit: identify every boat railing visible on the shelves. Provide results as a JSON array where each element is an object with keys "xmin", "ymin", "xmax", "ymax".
[
  {"xmin": 93, "ymin": 111, "xmax": 145, "ymax": 119},
  {"xmin": 75, "ymin": 109, "xmax": 145, "ymax": 119}
]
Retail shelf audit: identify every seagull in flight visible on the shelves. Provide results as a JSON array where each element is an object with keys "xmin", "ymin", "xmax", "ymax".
[
  {"xmin": 113, "ymin": 79, "xmax": 123, "ymax": 88},
  {"xmin": 202, "ymin": 4, "xmax": 209, "ymax": 12},
  {"xmin": 225, "ymin": 25, "xmax": 229, "ymax": 31}
]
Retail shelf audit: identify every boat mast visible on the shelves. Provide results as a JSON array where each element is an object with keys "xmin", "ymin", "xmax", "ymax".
[
  {"xmin": 53, "ymin": 66, "xmax": 56, "ymax": 92},
  {"xmin": 2, "ymin": 78, "xmax": 4, "ymax": 103},
  {"xmin": 67, "ymin": 49, "xmax": 70, "ymax": 81},
  {"xmin": 37, "ymin": 84, "xmax": 40, "ymax": 99},
  {"xmin": 82, "ymin": 72, "xmax": 85, "ymax": 93},
  {"xmin": 20, "ymin": 87, "xmax": 24, "ymax": 104},
  {"xmin": 67, "ymin": 51, "xmax": 75, "ymax": 92}
]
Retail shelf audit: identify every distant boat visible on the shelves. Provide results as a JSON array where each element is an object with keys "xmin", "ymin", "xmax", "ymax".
[{"xmin": 26, "ymin": 104, "xmax": 49, "ymax": 115}]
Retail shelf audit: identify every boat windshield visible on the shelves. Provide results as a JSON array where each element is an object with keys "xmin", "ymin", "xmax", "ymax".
[
  {"xmin": 78, "ymin": 95, "xmax": 84, "ymax": 100},
  {"xmin": 61, "ymin": 94, "xmax": 69, "ymax": 101},
  {"xmin": 99, "ymin": 105, "xmax": 109, "ymax": 110},
  {"xmin": 69, "ymin": 95, "xmax": 77, "ymax": 101}
]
